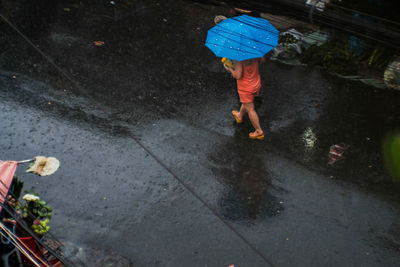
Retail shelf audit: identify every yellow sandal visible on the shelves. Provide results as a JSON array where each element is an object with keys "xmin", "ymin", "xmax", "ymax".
[
  {"xmin": 249, "ymin": 131, "xmax": 264, "ymax": 140},
  {"xmin": 231, "ymin": 110, "xmax": 243, "ymax": 124}
]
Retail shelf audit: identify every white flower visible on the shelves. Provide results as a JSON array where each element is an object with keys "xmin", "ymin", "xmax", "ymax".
[{"xmin": 22, "ymin": 194, "xmax": 40, "ymax": 202}]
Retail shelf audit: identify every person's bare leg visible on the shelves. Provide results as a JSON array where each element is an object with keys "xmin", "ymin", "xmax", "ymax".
[
  {"xmin": 244, "ymin": 102, "xmax": 263, "ymax": 134},
  {"xmin": 238, "ymin": 104, "xmax": 246, "ymax": 120}
]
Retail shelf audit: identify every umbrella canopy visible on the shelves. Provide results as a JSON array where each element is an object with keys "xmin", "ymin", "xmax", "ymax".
[
  {"xmin": 206, "ymin": 15, "xmax": 279, "ymax": 61},
  {"xmin": 0, "ymin": 161, "xmax": 18, "ymax": 212}
]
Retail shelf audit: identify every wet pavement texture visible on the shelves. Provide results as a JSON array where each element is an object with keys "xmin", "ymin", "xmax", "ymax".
[{"xmin": 1, "ymin": 0, "xmax": 400, "ymax": 266}]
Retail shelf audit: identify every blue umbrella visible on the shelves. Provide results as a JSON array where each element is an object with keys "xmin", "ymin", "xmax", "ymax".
[{"xmin": 205, "ymin": 15, "xmax": 279, "ymax": 61}]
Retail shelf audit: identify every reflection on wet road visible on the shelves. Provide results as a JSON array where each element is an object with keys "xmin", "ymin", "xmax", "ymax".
[{"xmin": 209, "ymin": 127, "xmax": 283, "ymax": 222}]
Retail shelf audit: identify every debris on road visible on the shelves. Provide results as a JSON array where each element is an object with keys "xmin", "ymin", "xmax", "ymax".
[
  {"xmin": 328, "ymin": 143, "xmax": 349, "ymax": 165},
  {"xmin": 94, "ymin": 41, "xmax": 105, "ymax": 46}
]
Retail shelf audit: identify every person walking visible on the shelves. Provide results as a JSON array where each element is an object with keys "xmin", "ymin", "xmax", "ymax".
[{"xmin": 226, "ymin": 57, "xmax": 265, "ymax": 140}]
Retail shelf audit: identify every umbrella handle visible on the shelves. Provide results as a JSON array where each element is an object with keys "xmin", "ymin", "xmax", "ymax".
[
  {"xmin": 17, "ymin": 159, "xmax": 35, "ymax": 164},
  {"xmin": 0, "ymin": 159, "xmax": 34, "ymax": 163}
]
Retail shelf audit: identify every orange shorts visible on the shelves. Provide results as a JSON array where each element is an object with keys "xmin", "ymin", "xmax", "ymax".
[{"xmin": 238, "ymin": 88, "xmax": 260, "ymax": 103}]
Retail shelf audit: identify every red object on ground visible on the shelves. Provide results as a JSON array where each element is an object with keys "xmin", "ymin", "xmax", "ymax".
[
  {"xmin": 328, "ymin": 144, "xmax": 350, "ymax": 165},
  {"xmin": 0, "ymin": 161, "xmax": 18, "ymax": 212}
]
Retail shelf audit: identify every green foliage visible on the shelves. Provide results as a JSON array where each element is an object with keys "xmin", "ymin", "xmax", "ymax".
[
  {"xmin": 17, "ymin": 191, "xmax": 53, "ymax": 235},
  {"xmin": 300, "ymin": 33, "xmax": 395, "ymax": 77},
  {"xmin": 383, "ymin": 133, "xmax": 400, "ymax": 182},
  {"xmin": 279, "ymin": 34, "xmax": 299, "ymax": 45},
  {"xmin": 300, "ymin": 42, "xmax": 359, "ymax": 75},
  {"xmin": 12, "ymin": 176, "xmax": 24, "ymax": 199},
  {"xmin": 32, "ymin": 219, "xmax": 50, "ymax": 235},
  {"xmin": 359, "ymin": 46, "xmax": 394, "ymax": 69}
]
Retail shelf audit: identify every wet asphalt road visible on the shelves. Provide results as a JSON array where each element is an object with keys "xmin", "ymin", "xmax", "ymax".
[{"xmin": 1, "ymin": 0, "xmax": 400, "ymax": 266}]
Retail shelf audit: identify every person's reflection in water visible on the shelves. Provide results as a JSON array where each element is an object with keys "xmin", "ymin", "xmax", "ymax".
[{"xmin": 209, "ymin": 128, "xmax": 282, "ymax": 222}]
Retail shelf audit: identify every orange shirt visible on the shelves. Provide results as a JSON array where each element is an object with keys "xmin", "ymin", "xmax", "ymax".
[{"xmin": 237, "ymin": 60, "xmax": 261, "ymax": 93}]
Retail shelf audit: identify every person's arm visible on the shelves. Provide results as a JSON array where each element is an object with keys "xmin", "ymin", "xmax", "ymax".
[{"xmin": 227, "ymin": 61, "xmax": 243, "ymax": 80}]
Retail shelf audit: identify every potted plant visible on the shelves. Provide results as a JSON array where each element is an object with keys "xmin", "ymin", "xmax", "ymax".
[{"xmin": 17, "ymin": 190, "xmax": 53, "ymax": 236}]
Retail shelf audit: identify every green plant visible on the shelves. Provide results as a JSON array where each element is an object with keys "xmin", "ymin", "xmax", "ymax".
[
  {"xmin": 17, "ymin": 190, "xmax": 53, "ymax": 235},
  {"xmin": 12, "ymin": 176, "xmax": 24, "ymax": 199},
  {"xmin": 300, "ymin": 42, "xmax": 359, "ymax": 75}
]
